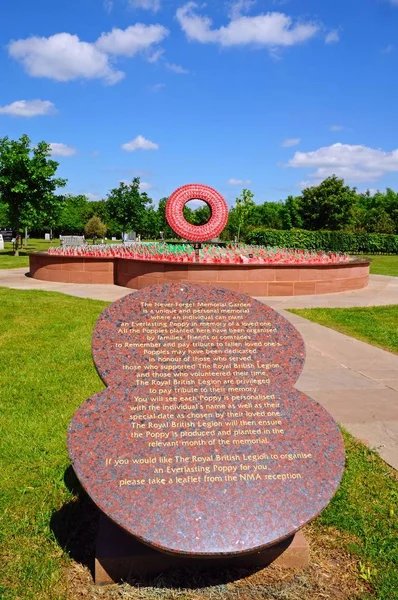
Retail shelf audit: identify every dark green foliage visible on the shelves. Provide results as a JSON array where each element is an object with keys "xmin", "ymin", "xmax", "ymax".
[
  {"xmin": 107, "ymin": 178, "xmax": 153, "ymax": 236},
  {"xmin": 83, "ymin": 199, "xmax": 107, "ymax": 222},
  {"xmin": 0, "ymin": 201, "xmax": 10, "ymax": 227},
  {"xmin": 299, "ymin": 176, "xmax": 358, "ymax": 231},
  {"xmin": 283, "ymin": 195, "xmax": 304, "ymax": 229},
  {"xmin": 57, "ymin": 194, "xmax": 88, "ymax": 235},
  {"xmin": 1, "ymin": 133, "xmax": 397, "ymax": 245},
  {"xmin": 84, "ymin": 216, "xmax": 107, "ymax": 242},
  {"xmin": 354, "ymin": 188, "xmax": 398, "ymax": 233},
  {"xmin": 141, "ymin": 206, "xmax": 160, "ymax": 239},
  {"xmin": 0, "ymin": 135, "xmax": 67, "ymax": 253},
  {"xmin": 83, "ymin": 199, "xmax": 122, "ymax": 237},
  {"xmin": 253, "ymin": 202, "xmax": 286, "ymax": 230},
  {"xmin": 183, "ymin": 203, "xmax": 211, "ymax": 225},
  {"xmin": 228, "ymin": 189, "xmax": 256, "ymax": 242},
  {"xmin": 246, "ymin": 228, "xmax": 398, "ymax": 254},
  {"xmin": 157, "ymin": 198, "xmax": 174, "ymax": 239}
]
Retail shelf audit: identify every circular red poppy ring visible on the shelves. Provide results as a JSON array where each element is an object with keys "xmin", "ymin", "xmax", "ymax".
[{"xmin": 165, "ymin": 184, "xmax": 229, "ymax": 242}]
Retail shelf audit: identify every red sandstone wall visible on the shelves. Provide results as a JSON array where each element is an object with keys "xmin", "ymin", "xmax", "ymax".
[
  {"xmin": 116, "ymin": 259, "xmax": 369, "ymax": 296},
  {"xmin": 30, "ymin": 254, "xmax": 115, "ymax": 284},
  {"xmin": 29, "ymin": 253, "xmax": 369, "ymax": 296}
]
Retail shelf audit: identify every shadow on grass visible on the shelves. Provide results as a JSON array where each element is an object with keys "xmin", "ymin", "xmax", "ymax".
[
  {"xmin": 50, "ymin": 466, "xmax": 100, "ymax": 577},
  {"xmin": 50, "ymin": 466, "xmax": 279, "ymax": 589},
  {"xmin": 1, "ymin": 249, "xmax": 30, "ymax": 257}
]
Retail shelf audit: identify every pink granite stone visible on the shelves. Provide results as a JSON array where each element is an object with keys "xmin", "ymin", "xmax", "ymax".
[{"xmin": 68, "ymin": 283, "xmax": 345, "ymax": 557}]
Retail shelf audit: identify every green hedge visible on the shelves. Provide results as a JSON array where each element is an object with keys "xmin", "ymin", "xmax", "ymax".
[{"xmin": 245, "ymin": 228, "xmax": 398, "ymax": 254}]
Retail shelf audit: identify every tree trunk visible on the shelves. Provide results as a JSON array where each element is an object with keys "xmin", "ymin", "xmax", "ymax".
[
  {"xmin": 237, "ymin": 221, "xmax": 241, "ymax": 244},
  {"xmin": 13, "ymin": 218, "xmax": 19, "ymax": 256}
]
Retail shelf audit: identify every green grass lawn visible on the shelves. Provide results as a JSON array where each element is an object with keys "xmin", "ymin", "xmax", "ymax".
[
  {"xmin": 0, "ymin": 237, "xmax": 124, "ymax": 269},
  {"xmin": 0, "ymin": 288, "xmax": 397, "ymax": 599},
  {"xmin": 0, "ymin": 239, "xmax": 59, "ymax": 269},
  {"xmin": 289, "ymin": 305, "xmax": 398, "ymax": 355},
  {"xmin": 368, "ymin": 254, "xmax": 398, "ymax": 277}
]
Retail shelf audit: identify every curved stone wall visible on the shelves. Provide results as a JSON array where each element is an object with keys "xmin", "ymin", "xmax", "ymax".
[
  {"xmin": 30, "ymin": 253, "xmax": 115, "ymax": 285},
  {"xmin": 29, "ymin": 253, "xmax": 370, "ymax": 296}
]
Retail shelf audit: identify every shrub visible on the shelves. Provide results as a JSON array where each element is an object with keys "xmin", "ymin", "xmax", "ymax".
[
  {"xmin": 84, "ymin": 216, "xmax": 107, "ymax": 242},
  {"xmin": 245, "ymin": 228, "xmax": 398, "ymax": 254}
]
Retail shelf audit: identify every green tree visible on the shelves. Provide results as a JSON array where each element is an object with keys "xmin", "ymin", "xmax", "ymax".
[
  {"xmin": 253, "ymin": 201, "xmax": 285, "ymax": 230},
  {"xmin": 141, "ymin": 206, "xmax": 160, "ymax": 239},
  {"xmin": 283, "ymin": 195, "xmax": 304, "ymax": 229},
  {"xmin": 364, "ymin": 207, "xmax": 395, "ymax": 234},
  {"xmin": 84, "ymin": 199, "xmax": 107, "ymax": 222},
  {"xmin": 84, "ymin": 216, "xmax": 107, "ymax": 242},
  {"xmin": 83, "ymin": 199, "xmax": 122, "ymax": 237},
  {"xmin": 57, "ymin": 194, "xmax": 88, "ymax": 235},
  {"xmin": 357, "ymin": 188, "xmax": 398, "ymax": 233},
  {"xmin": 190, "ymin": 204, "xmax": 211, "ymax": 226},
  {"xmin": 106, "ymin": 178, "xmax": 153, "ymax": 237},
  {"xmin": 0, "ymin": 135, "xmax": 67, "ymax": 254},
  {"xmin": 157, "ymin": 197, "xmax": 174, "ymax": 239},
  {"xmin": 229, "ymin": 189, "xmax": 256, "ymax": 242},
  {"xmin": 0, "ymin": 201, "xmax": 10, "ymax": 227},
  {"xmin": 300, "ymin": 176, "xmax": 357, "ymax": 231}
]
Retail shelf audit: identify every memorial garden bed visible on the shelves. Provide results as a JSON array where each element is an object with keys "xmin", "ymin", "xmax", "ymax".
[
  {"xmin": 29, "ymin": 244, "xmax": 370, "ymax": 296},
  {"xmin": 0, "ymin": 288, "xmax": 397, "ymax": 599}
]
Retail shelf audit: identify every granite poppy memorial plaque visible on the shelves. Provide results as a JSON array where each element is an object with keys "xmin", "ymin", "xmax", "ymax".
[{"xmin": 68, "ymin": 282, "xmax": 345, "ymax": 582}]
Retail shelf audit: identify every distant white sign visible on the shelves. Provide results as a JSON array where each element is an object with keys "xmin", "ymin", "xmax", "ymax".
[
  {"xmin": 0, "ymin": 234, "xmax": 3, "ymax": 250},
  {"xmin": 45, "ymin": 233, "xmax": 51, "ymax": 241}
]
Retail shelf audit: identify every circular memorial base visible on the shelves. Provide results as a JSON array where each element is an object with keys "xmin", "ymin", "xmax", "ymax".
[
  {"xmin": 95, "ymin": 514, "xmax": 309, "ymax": 585},
  {"xmin": 30, "ymin": 253, "xmax": 370, "ymax": 296}
]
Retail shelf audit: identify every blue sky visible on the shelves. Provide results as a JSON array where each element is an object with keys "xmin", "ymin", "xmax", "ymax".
[{"xmin": 1, "ymin": 0, "xmax": 398, "ymax": 205}]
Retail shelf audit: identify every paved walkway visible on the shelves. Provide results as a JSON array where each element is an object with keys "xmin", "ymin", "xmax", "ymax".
[{"xmin": 1, "ymin": 268, "xmax": 397, "ymax": 470}]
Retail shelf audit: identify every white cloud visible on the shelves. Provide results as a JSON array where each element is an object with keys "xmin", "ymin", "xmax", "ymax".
[
  {"xmin": 140, "ymin": 181, "xmax": 153, "ymax": 190},
  {"xmin": 96, "ymin": 24, "xmax": 168, "ymax": 56},
  {"xmin": 49, "ymin": 143, "xmax": 77, "ymax": 157},
  {"xmin": 228, "ymin": 178, "xmax": 251, "ymax": 185},
  {"xmin": 122, "ymin": 135, "xmax": 159, "ymax": 151},
  {"xmin": 282, "ymin": 137, "xmax": 300, "ymax": 147},
  {"xmin": 165, "ymin": 61, "xmax": 189, "ymax": 74},
  {"xmin": 129, "ymin": 0, "xmax": 161, "ymax": 11},
  {"xmin": 0, "ymin": 99, "xmax": 57, "ymax": 117},
  {"xmin": 85, "ymin": 192, "xmax": 103, "ymax": 201},
  {"xmin": 325, "ymin": 29, "xmax": 340, "ymax": 44},
  {"xmin": 103, "ymin": 0, "xmax": 113, "ymax": 13},
  {"xmin": 149, "ymin": 82, "xmax": 165, "ymax": 92},
  {"xmin": 8, "ymin": 25, "xmax": 168, "ymax": 85},
  {"xmin": 147, "ymin": 48, "xmax": 165, "ymax": 63},
  {"xmin": 228, "ymin": 0, "xmax": 256, "ymax": 20},
  {"xmin": 330, "ymin": 124, "xmax": 345, "ymax": 131},
  {"xmin": 8, "ymin": 33, "xmax": 124, "ymax": 84},
  {"xmin": 176, "ymin": 3, "xmax": 319, "ymax": 48},
  {"xmin": 287, "ymin": 142, "xmax": 398, "ymax": 183},
  {"xmin": 298, "ymin": 180, "xmax": 314, "ymax": 190}
]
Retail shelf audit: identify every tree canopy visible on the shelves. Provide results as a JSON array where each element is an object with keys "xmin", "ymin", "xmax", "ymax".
[
  {"xmin": 2, "ymin": 134, "xmax": 398, "ymax": 245},
  {"xmin": 299, "ymin": 175, "xmax": 358, "ymax": 231},
  {"xmin": 0, "ymin": 135, "xmax": 66, "ymax": 253},
  {"xmin": 84, "ymin": 216, "xmax": 107, "ymax": 241},
  {"xmin": 106, "ymin": 178, "xmax": 153, "ymax": 236}
]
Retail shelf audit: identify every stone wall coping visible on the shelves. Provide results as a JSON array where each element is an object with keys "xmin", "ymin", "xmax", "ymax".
[{"xmin": 34, "ymin": 251, "xmax": 371, "ymax": 269}]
